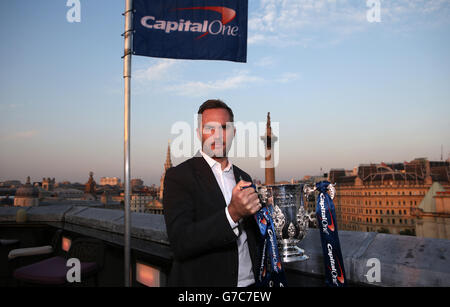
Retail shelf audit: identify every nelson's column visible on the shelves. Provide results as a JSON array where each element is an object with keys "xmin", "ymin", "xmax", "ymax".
[{"xmin": 261, "ymin": 112, "xmax": 277, "ymax": 185}]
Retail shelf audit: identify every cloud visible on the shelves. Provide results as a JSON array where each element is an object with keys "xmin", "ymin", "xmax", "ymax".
[
  {"xmin": 248, "ymin": 0, "xmax": 365, "ymax": 46},
  {"xmin": 1, "ymin": 130, "xmax": 39, "ymax": 141},
  {"xmin": 276, "ymin": 72, "xmax": 300, "ymax": 83},
  {"xmin": 134, "ymin": 59, "xmax": 180, "ymax": 82},
  {"xmin": 248, "ymin": 0, "xmax": 450, "ymax": 46},
  {"xmin": 381, "ymin": 0, "xmax": 450, "ymax": 24},
  {"xmin": 166, "ymin": 70, "xmax": 265, "ymax": 97},
  {"xmin": 164, "ymin": 70, "xmax": 301, "ymax": 97},
  {"xmin": 253, "ymin": 56, "xmax": 277, "ymax": 67},
  {"xmin": 0, "ymin": 103, "xmax": 24, "ymax": 110},
  {"xmin": 248, "ymin": 33, "xmax": 268, "ymax": 45},
  {"xmin": 132, "ymin": 61, "xmax": 301, "ymax": 97}
]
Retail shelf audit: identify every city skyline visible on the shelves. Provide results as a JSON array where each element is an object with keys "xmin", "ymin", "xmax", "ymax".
[
  {"xmin": 1, "ymin": 0, "xmax": 450, "ymax": 186},
  {"xmin": 2, "ymin": 153, "xmax": 449, "ymax": 188}
]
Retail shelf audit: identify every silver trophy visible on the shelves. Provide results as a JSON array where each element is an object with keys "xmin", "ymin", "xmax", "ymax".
[{"xmin": 257, "ymin": 184, "xmax": 314, "ymax": 263}]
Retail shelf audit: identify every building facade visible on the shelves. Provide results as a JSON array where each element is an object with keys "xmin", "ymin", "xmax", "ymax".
[
  {"xmin": 331, "ymin": 158, "xmax": 450, "ymax": 235},
  {"xmin": 412, "ymin": 182, "xmax": 450, "ymax": 239},
  {"xmin": 100, "ymin": 177, "xmax": 121, "ymax": 186},
  {"xmin": 130, "ymin": 193, "xmax": 154, "ymax": 213},
  {"xmin": 14, "ymin": 177, "xmax": 39, "ymax": 207},
  {"xmin": 42, "ymin": 177, "xmax": 55, "ymax": 191}
]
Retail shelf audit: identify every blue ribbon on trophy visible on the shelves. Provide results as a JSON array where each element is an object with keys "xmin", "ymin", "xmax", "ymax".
[
  {"xmin": 255, "ymin": 203, "xmax": 287, "ymax": 287},
  {"xmin": 315, "ymin": 181, "xmax": 347, "ymax": 287},
  {"xmin": 243, "ymin": 183, "xmax": 287, "ymax": 287}
]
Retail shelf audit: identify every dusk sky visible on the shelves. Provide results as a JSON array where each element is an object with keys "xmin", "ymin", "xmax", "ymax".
[{"xmin": 1, "ymin": 0, "xmax": 450, "ymax": 186}]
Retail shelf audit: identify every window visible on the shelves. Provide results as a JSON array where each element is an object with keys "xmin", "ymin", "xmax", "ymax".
[{"xmin": 392, "ymin": 219, "xmax": 395, "ymax": 224}]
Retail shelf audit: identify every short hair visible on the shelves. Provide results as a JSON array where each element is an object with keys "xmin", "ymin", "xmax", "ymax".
[{"xmin": 197, "ymin": 99, "xmax": 234, "ymax": 123}]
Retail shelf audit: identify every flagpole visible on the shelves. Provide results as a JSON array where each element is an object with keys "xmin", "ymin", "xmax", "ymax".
[{"xmin": 123, "ymin": 0, "xmax": 133, "ymax": 287}]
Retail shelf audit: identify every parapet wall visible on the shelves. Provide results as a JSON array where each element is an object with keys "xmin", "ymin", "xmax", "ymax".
[{"xmin": 1, "ymin": 205, "xmax": 448, "ymax": 287}]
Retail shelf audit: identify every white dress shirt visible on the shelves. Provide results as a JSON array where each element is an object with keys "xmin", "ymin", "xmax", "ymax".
[{"xmin": 200, "ymin": 150, "xmax": 255, "ymax": 287}]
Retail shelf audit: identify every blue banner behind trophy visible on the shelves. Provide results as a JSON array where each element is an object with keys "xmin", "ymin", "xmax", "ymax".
[
  {"xmin": 315, "ymin": 181, "xmax": 347, "ymax": 287},
  {"xmin": 133, "ymin": 0, "xmax": 248, "ymax": 62}
]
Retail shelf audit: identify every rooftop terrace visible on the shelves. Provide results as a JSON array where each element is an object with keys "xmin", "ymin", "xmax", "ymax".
[{"xmin": 1, "ymin": 204, "xmax": 449, "ymax": 287}]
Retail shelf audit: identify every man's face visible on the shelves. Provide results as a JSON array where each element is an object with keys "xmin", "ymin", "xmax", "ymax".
[{"xmin": 197, "ymin": 108, "xmax": 235, "ymax": 158}]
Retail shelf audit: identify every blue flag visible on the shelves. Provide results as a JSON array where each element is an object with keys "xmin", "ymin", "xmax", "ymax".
[{"xmin": 133, "ymin": 0, "xmax": 248, "ymax": 63}]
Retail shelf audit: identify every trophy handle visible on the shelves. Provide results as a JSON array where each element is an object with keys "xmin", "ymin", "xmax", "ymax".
[
  {"xmin": 303, "ymin": 183, "xmax": 336, "ymax": 200},
  {"xmin": 327, "ymin": 183, "xmax": 336, "ymax": 200}
]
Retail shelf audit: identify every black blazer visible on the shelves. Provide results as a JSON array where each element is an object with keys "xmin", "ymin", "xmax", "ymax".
[{"xmin": 163, "ymin": 153, "xmax": 261, "ymax": 287}]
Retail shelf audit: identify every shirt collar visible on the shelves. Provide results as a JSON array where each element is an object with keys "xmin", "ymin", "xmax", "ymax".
[{"xmin": 200, "ymin": 150, "xmax": 233, "ymax": 172}]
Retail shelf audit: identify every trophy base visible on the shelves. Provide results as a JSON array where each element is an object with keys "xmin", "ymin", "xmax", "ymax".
[{"xmin": 279, "ymin": 241, "xmax": 309, "ymax": 263}]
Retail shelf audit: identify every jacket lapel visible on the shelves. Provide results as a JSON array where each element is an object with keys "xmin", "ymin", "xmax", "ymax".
[
  {"xmin": 232, "ymin": 166, "xmax": 242, "ymax": 185},
  {"xmin": 191, "ymin": 153, "xmax": 227, "ymax": 209}
]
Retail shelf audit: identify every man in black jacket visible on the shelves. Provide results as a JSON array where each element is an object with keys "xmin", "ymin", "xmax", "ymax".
[{"xmin": 163, "ymin": 99, "xmax": 262, "ymax": 287}]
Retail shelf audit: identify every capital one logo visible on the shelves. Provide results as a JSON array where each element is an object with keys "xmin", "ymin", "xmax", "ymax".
[{"xmin": 140, "ymin": 6, "xmax": 240, "ymax": 39}]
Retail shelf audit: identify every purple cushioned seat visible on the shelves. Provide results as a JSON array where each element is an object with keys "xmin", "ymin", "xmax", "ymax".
[{"xmin": 13, "ymin": 256, "xmax": 98, "ymax": 285}]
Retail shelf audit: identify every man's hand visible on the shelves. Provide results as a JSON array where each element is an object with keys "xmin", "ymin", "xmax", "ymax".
[{"xmin": 228, "ymin": 180, "xmax": 262, "ymax": 223}]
